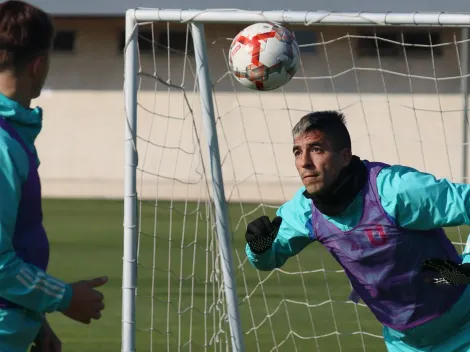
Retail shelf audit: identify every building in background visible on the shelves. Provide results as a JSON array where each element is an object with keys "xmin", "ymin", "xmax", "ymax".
[{"xmin": 26, "ymin": 1, "xmax": 470, "ymax": 201}]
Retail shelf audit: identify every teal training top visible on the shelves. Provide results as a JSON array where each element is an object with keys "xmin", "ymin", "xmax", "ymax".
[
  {"xmin": 246, "ymin": 163, "xmax": 470, "ymax": 271},
  {"xmin": 0, "ymin": 93, "xmax": 72, "ymax": 313}
]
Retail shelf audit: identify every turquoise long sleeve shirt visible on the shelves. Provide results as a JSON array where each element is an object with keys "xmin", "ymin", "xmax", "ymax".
[
  {"xmin": 246, "ymin": 164, "xmax": 470, "ymax": 271},
  {"xmin": 0, "ymin": 94, "xmax": 72, "ymax": 312}
]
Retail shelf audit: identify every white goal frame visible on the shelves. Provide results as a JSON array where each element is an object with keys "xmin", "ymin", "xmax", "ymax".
[{"xmin": 123, "ymin": 8, "xmax": 470, "ymax": 352}]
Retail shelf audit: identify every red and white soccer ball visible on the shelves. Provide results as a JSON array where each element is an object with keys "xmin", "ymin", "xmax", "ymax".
[{"xmin": 228, "ymin": 22, "xmax": 300, "ymax": 91}]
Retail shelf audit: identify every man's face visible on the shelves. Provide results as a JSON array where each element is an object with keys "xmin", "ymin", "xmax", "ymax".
[{"xmin": 293, "ymin": 129, "xmax": 351, "ymax": 195}]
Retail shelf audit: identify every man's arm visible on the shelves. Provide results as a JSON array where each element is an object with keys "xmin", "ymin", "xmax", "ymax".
[
  {"xmin": 0, "ymin": 138, "xmax": 71, "ymax": 313},
  {"xmin": 245, "ymin": 187, "xmax": 314, "ymax": 271},
  {"xmin": 377, "ymin": 164, "xmax": 470, "ymax": 229}
]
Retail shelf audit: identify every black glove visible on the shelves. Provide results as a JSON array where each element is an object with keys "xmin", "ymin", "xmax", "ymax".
[
  {"xmin": 245, "ymin": 216, "xmax": 282, "ymax": 254},
  {"xmin": 421, "ymin": 258, "xmax": 470, "ymax": 286}
]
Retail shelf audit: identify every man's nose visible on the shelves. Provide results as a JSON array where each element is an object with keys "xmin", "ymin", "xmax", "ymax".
[{"xmin": 301, "ymin": 153, "xmax": 314, "ymax": 168}]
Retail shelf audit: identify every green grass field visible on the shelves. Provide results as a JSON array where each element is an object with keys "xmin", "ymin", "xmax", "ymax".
[{"xmin": 43, "ymin": 198, "xmax": 469, "ymax": 352}]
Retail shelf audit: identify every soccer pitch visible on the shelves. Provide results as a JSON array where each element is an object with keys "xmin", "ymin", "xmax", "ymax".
[{"xmin": 43, "ymin": 198, "xmax": 468, "ymax": 352}]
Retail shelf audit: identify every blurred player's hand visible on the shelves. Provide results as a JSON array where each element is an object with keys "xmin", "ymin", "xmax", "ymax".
[
  {"xmin": 30, "ymin": 318, "xmax": 61, "ymax": 352},
  {"xmin": 245, "ymin": 216, "xmax": 282, "ymax": 254},
  {"xmin": 61, "ymin": 276, "xmax": 107, "ymax": 324},
  {"xmin": 421, "ymin": 258, "xmax": 470, "ymax": 286}
]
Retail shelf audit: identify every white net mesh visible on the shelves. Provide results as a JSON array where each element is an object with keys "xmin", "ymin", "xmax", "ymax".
[{"xmin": 127, "ymin": 15, "xmax": 470, "ymax": 352}]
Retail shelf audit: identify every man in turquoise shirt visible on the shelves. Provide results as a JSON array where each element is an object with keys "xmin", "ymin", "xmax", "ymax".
[
  {"xmin": 0, "ymin": 1, "xmax": 108, "ymax": 351},
  {"xmin": 245, "ymin": 110, "xmax": 470, "ymax": 351}
]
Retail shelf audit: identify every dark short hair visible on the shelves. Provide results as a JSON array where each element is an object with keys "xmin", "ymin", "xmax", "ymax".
[
  {"xmin": 0, "ymin": 0, "xmax": 54, "ymax": 72},
  {"xmin": 292, "ymin": 110, "xmax": 351, "ymax": 151}
]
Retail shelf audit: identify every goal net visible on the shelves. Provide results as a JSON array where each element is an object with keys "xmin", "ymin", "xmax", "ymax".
[{"xmin": 122, "ymin": 9, "xmax": 470, "ymax": 352}]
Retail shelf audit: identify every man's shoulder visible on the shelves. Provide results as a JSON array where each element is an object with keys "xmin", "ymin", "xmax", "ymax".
[
  {"xmin": 277, "ymin": 186, "xmax": 312, "ymax": 232},
  {"xmin": 373, "ymin": 162, "xmax": 421, "ymax": 177},
  {"xmin": 279, "ymin": 186, "xmax": 311, "ymax": 214},
  {"xmin": 292, "ymin": 186, "xmax": 309, "ymax": 202},
  {"xmin": 0, "ymin": 127, "xmax": 26, "ymax": 155},
  {"xmin": 360, "ymin": 159, "xmax": 423, "ymax": 178},
  {"xmin": 361, "ymin": 159, "xmax": 391, "ymax": 170},
  {"xmin": 0, "ymin": 128, "xmax": 30, "ymax": 179},
  {"xmin": 373, "ymin": 162, "xmax": 432, "ymax": 199}
]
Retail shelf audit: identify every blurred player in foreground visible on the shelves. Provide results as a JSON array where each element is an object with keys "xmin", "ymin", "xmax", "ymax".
[
  {"xmin": 0, "ymin": 1, "xmax": 107, "ymax": 351},
  {"xmin": 245, "ymin": 110, "xmax": 470, "ymax": 351}
]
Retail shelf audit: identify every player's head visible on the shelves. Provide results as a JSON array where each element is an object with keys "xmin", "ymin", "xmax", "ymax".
[
  {"xmin": 292, "ymin": 110, "xmax": 352, "ymax": 194},
  {"xmin": 0, "ymin": 0, "xmax": 54, "ymax": 106}
]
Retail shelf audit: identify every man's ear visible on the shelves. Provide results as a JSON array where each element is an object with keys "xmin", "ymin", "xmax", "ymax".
[
  {"xmin": 28, "ymin": 55, "xmax": 46, "ymax": 77},
  {"xmin": 340, "ymin": 148, "xmax": 352, "ymax": 166}
]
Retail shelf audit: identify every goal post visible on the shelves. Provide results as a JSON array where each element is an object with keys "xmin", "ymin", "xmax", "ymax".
[
  {"xmin": 122, "ymin": 9, "xmax": 138, "ymax": 352},
  {"xmin": 190, "ymin": 21, "xmax": 245, "ymax": 351},
  {"xmin": 123, "ymin": 8, "xmax": 470, "ymax": 352}
]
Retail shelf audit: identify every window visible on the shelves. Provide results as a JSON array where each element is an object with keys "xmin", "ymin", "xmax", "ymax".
[
  {"xmin": 157, "ymin": 30, "xmax": 193, "ymax": 54},
  {"xmin": 118, "ymin": 29, "xmax": 193, "ymax": 54},
  {"xmin": 404, "ymin": 32, "xmax": 442, "ymax": 55},
  {"xmin": 53, "ymin": 30, "xmax": 76, "ymax": 52},
  {"xmin": 118, "ymin": 29, "xmax": 154, "ymax": 52},
  {"xmin": 293, "ymin": 30, "xmax": 316, "ymax": 53},
  {"xmin": 356, "ymin": 30, "xmax": 443, "ymax": 57},
  {"xmin": 356, "ymin": 31, "xmax": 399, "ymax": 57},
  {"xmin": 136, "ymin": 30, "xmax": 154, "ymax": 52}
]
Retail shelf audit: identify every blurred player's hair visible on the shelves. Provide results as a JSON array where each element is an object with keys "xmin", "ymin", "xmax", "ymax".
[
  {"xmin": 292, "ymin": 110, "xmax": 351, "ymax": 152},
  {"xmin": 0, "ymin": 0, "xmax": 54, "ymax": 72}
]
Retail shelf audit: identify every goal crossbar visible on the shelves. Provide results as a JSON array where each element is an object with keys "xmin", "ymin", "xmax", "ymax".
[
  {"xmin": 128, "ymin": 9, "xmax": 470, "ymax": 27},
  {"xmin": 123, "ymin": 8, "xmax": 470, "ymax": 352}
]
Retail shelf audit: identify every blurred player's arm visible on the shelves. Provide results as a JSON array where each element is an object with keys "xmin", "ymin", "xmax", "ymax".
[
  {"xmin": 377, "ymin": 164, "xmax": 470, "ymax": 229},
  {"xmin": 0, "ymin": 139, "xmax": 72, "ymax": 313},
  {"xmin": 245, "ymin": 188, "xmax": 314, "ymax": 271}
]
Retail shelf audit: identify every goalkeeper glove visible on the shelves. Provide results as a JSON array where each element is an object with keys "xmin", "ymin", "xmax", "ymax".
[
  {"xmin": 245, "ymin": 216, "xmax": 282, "ymax": 254},
  {"xmin": 421, "ymin": 258, "xmax": 470, "ymax": 286}
]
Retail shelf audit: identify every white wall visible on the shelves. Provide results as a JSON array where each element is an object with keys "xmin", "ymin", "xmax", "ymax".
[{"xmin": 32, "ymin": 18, "xmax": 469, "ymax": 203}]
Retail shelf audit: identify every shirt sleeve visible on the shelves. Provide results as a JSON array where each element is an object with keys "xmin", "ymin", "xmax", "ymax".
[
  {"xmin": 245, "ymin": 187, "xmax": 314, "ymax": 271},
  {"xmin": 377, "ymin": 164, "xmax": 470, "ymax": 230},
  {"xmin": 0, "ymin": 136, "xmax": 72, "ymax": 313}
]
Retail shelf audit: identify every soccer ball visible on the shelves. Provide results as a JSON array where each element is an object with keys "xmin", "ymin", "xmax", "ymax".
[{"xmin": 228, "ymin": 22, "xmax": 300, "ymax": 91}]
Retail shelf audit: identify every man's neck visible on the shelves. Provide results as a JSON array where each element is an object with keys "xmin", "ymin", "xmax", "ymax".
[
  {"xmin": 306, "ymin": 156, "xmax": 368, "ymax": 217},
  {"xmin": 0, "ymin": 72, "xmax": 31, "ymax": 108}
]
